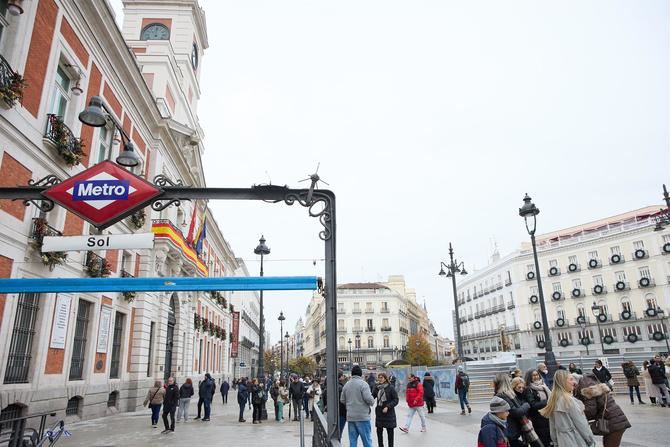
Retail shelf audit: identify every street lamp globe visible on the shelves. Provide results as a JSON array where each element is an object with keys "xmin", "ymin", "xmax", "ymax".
[
  {"xmin": 438, "ymin": 267, "xmax": 446, "ymax": 276},
  {"xmin": 116, "ymin": 141, "xmax": 141, "ymax": 167},
  {"xmin": 278, "ymin": 311, "xmax": 285, "ymax": 323},
  {"xmin": 78, "ymin": 96, "xmax": 107, "ymax": 127},
  {"xmin": 254, "ymin": 235, "xmax": 271, "ymax": 256},
  {"xmin": 519, "ymin": 193, "xmax": 540, "ymax": 234}
]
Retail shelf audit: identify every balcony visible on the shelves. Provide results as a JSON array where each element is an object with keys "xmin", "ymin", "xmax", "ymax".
[
  {"xmin": 30, "ymin": 217, "xmax": 62, "ymax": 241},
  {"xmin": 380, "ymin": 326, "xmax": 392, "ymax": 332},
  {"xmin": 467, "ymin": 314, "xmax": 473, "ymax": 321},
  {"xmin": 506, "ymin": 301, "xmax": 515, "ymax": 310},
  {"xmin": 567, "ymin": 263, "xmax": 581, "ymax": 273},
  {"xmin": 380, "ymin": 308, "xmax": 390, "ymax": 313},
  {"xmin": 504, "ymin": 279, "xmax": 512, "ymax": 287},
  {"xmin": 632, "ymin": 249, "xmax": 648, "ymax": 260},
  {"xmin": 365, "ymin": 308, "xmax": 374, "ymax": 314},
  {"xmin": 337, "ymin": 328, "xmax": 347, "ymax": 334},
  {"xmin": 587, "ymin": 258, "xmax": 602, "ymax": 269},
  {"xmin": 592, "ymin": 284, "xmax": 607, "ymax": 295},
  {"xmin": 352, "ymin": 309, "xmax": 362, "ymax": 314},
  {"xmin": 121, "ymin": 269, "xmax": 134, "ymax": 278},
  {"xmin": 619, "ymin": 310, "xmax": 637, "ymax": 321},
  {"xmin": 337, "ymin": 308, "xmax": 346, "ymax": 314},
  {"xmin": 365, "ymin": 327, "xmax": 376, "ymax": 332},
  {"xmin": 152, "ymin": 219, "xmax": 208, "ymax": 276},
  {"xmin": 44, "ymin": 114, "xmax": 85, "ymax": 167},
  {"xmin": 613, "ymin": 281, "xmax": 629, "ymax": 292},
  {"xmin": 570, "ymin": 288, "xmax": 585, "ymax": 299},
  {"xmin": 551, "ymin": 291, "xmax": 564, "ymax": 301},
  {"xmin": 495, "ymin": 282, "xmax": 503, "ymax": 290},
  {"xmin": 492, "ymin": 304, "xmax": 506, "ymax": 313},
  {"xmin": 609, "ymin": 254, "xmax": 625, "ymax": 265},
  {"xmin": 85, "ymin": 252, "xmax": 110, "ymax": 278},
  {"xmin": 548, "ymin": 266, "xmax": 561, "ymax": 277},
  {"xmin": 638, "ymin": 277, "xmax": 655, "ymax": 288},
  {"xmin": 0, "ymin": 55, "xmax": 25, "ymax": 108},
  {"xmin": 575, "ymin": 316, "xmax": 590, "ymax": 325},
  {"xmin": 526, "ymin": 271, "xmax": 537, "ymax": 281}
]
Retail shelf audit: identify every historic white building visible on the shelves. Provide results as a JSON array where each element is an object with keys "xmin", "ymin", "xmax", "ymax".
[{"xmin": 457, "ymin": 206, "xmax": 670, "ymax": 360}]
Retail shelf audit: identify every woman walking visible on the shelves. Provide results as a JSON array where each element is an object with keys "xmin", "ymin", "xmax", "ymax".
[
  {"xmin": 143, "ymin": 380, "xmax": 165, "ymax": 428},
  {"xmin": 177, "ymin": 378, "xmax": 194, "ymax": 422},
  {"xmin": 522, "ymin": 369, "xmax": 551, "ymax": 447},
  {"xmin": 278, "ymin": 380, "xmax": 289, "ymax": 422},
  {"xmin": 422, "ymin": 373, "xmax": 436, "ymax": 414},
  {"xmin": 306, "ymin": 378, "xmax": 322, "ymax": 421},
  {"xmin": 373, "ymin": 373, "xmax": 398, "ymax": 447},
  {"xmin": 539, "ymin": 370, "xmax": 595, "ymax": 447},
  {"xmin": 622, "ymin": 361, "xmax": 645, "ymax": 404},
  {"xmin": 641, "ymin": 360, "xmax": 660, "ymax": 405},
  {"xmin": 493, "ymin": 373, "xmax": 529, "ymax": 447},
  {"xmin": 250, "ymin": 378, "xmax": 265, "ymax": 424},
  {"xmin": 399, "ymin": 374, "xmax": 427, "ymax": 433},
  {"xmin": 575, "ymin": 371, "xmax": 630, "ymax": 447}
]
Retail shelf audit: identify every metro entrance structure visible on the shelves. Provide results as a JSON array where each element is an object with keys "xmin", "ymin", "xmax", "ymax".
[{"xmin": 0, "ymin": 165, "xmax": 341, "ymax": 446}]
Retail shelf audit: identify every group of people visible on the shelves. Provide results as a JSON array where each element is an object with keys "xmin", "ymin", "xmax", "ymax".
[{"xmin": 479, "ymin": 355, "xmax": 670, "ymax": 447}]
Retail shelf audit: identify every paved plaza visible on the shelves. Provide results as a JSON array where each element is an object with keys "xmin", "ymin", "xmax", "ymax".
[{"xmin": 58, "ymin": 391, "xmax": 664, "ymax": 447}]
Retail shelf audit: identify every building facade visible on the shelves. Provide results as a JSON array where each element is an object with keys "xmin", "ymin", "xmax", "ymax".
[
  {"xmin": 0, "ymin": 0, "xmax": 256, "ymax": 423},
  {"xmin": 457, "ymin": 206, "xmax": 670, "ymax": 361}
]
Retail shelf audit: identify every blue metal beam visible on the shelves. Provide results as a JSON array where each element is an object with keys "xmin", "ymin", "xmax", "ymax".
[{"xmin": 0, "ymin": 276, "xmax": 320, "ymax": 294}]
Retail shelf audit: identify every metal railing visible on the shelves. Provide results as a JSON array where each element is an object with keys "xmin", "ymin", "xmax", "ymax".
[
  {"xmin": 0, "ymin": 412, "xmax": 65, "ymax": 447},
  {"xmin": 30, "ymin": 218, "xmax": 62, "ymax": 241},
  {"xmin": 44, "ymin": 114, "xmax": 84, "ymax": 160},
  {"xmin": 313, "ymin": 403, "xmax": 341, "ymax": 447},
  {"xmin": 0, "ymin": 55, "xmax": 23, "ymax": 107}
]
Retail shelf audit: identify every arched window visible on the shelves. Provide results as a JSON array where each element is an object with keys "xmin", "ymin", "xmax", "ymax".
[
  {"xmin": 597, "ymin": 300, "xmax": 608, "ymax": 316},
  {"xmin": 383, "ymin": 335, "xmax": 389, "ymax": 348},
  {"xmin": 338, "ymin": 336, "xmax": 345, "ymax": 348},
  {"xmin": 576, "ymin": 303, "xmax": 585, "ymax": 317},
  {"xmin": 66, "ymin": 396, "xmax": 83, "ymax": 416},
  {"xmin": 367, "ymin": 336, "xmax": 374, "ymax": 348},
  {"xmin": 556, "ymin": 307, "xmax": 565, "ymax": 320},
  {"xmin": 141, "ymin": 23, "xmax": 170, "ymax": 41},
  {"xmin": 645, "ymin": 293, "xmax": 658, "ymax": 310},
  {"xmin": 621, "ymin": 297, "xmax": 631, "ymax": 312}
]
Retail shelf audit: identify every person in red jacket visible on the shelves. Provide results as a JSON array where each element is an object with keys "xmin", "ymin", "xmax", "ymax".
[{"xmin": 399, "ymin": 374, "xmax": 427, "ymax": 433}]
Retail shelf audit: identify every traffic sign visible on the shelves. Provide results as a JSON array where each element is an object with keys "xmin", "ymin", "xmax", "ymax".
[
  {"xmin": 42, "ymin": 233, "xmax": 155, "ymax": 252},
  {"xmin": 43, "ymin": 161, "xmax": 161, "ymax": 228}
]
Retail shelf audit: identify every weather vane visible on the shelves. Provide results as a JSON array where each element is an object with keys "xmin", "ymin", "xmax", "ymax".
[{"xmin": 299, "ymin": 162, "xmax": 329, "ymax": 203}]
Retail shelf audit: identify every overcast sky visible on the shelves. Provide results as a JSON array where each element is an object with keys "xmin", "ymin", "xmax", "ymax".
[{"xmin": 113, "ymin": 1, "xmax": 670, "ymax": 344}]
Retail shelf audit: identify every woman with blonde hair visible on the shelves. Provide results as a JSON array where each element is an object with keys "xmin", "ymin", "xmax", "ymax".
[
  {"xmin": 539, "ymin": 370, "xmax": 595, "ymax": 447},
  {"xmin": 143, "ymin": 380, "xmax": 165, "ymax": 428}
]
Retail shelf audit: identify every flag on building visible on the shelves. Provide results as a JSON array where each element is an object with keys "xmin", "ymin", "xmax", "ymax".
[
  {"xmin": 186, "ymin": 204, "xmax": 198, "ymax": 246},
  {"xmin": 194, "ymin": 215, "xmax": 207, "ymax": 255}
]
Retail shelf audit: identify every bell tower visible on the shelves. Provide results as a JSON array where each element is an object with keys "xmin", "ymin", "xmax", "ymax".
[{"xmin": 120, "ymin": 0, "xmax": 208, "ymax": 130}]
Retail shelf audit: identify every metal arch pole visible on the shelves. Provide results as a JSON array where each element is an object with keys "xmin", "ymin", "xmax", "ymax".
[
  {"xmin": 449, "ymin": 243, "xmax": 464, "ymax": 359},
  {"xmin": 323, "ymin": 192, "xmax": 339, "ymax": 443}
]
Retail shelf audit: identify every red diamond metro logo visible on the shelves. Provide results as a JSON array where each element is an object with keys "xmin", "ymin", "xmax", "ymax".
[{"xmin": 43, "ymin": 161, "xmax": 162, "ymax": 229}]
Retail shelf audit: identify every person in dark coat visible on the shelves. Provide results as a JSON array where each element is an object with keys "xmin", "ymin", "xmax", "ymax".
[
  {"xmin": 621, "ymin": 361, "xmax": 645, "ymax": 404},
  {"xmin": 478, "ymin": 396, "xmax": 511, "ymax": 447},
  {"xmin": 162, "ymin": 377, "xmax": 180, "ymax": 433},
  {"xmin": 220, "ymin": 380, "xmax": 230, "ymax": 404},
  {"xmin": 592, "ymin": 360, "xmax": 612, "ymax": 389},
  {"xmin": 648, "ymin": 355, "xmax": 670, "ymax": 406},
  {"xmin": 177, "ymin": 378, "xmax": 194, "ymax": 422},
  {"xmin": 493, "ymin": 372, "xmax": 529, "ymax": 447},
  {"xmin": 373, "ymin": 373, "xmax": 398, "ymax": 447},
  {"xmin": 237, "ymin": 377, "xmax": 250, "ymax": 422},
  {"xmin": 250, "ymin": 378, "xmax": 265, "ymax": 424},
  {"xmin": 575, "ymin": 372, "xmax": 631, "ymax": 447},
  {"xmin": 422, "ymin": 373, "xmax": 436, "ymax": 413},
  {"xmin": 521, "ymin": 369, "xmax": 551, "ymax": 447},
  {"xmin": 367, "ymin": 373, "xmax": 377, "ymax": 394},
  {"xmin": 196, "ymin": 373, "xmax": 214, "ymax": 421},
  {"xmin": 568, "ymin": 363, "xmax": 583, "ymax": 375},
  {"xmin": 289, "ymin": 375, "xmax": 306, "ymax": 421}
]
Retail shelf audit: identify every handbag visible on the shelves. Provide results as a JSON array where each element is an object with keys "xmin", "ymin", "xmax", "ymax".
[
  {"xmin": 520, "ymin": 416, "xmax": 540, "ymax": 444},
  {"xmin": 589, "ymin": 393, "xmax": 610, "ymax": 436}
]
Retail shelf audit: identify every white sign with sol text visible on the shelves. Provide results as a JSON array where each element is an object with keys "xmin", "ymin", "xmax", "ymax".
[
  {"xmin": 42, "ymin": 233, "xmax": 154, "ymax": 252},
  {"xmin": 49, "ymin": 294, "xmax": 72, "ymax": 349},
  {"xmin": 96, "ymin": 306, "xmax": 113, "ymax": 353}
]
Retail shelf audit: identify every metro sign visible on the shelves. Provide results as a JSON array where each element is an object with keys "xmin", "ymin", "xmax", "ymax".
[{"xmin": 43, "ymin": 161, "xmax": 162, "ymax": 229}]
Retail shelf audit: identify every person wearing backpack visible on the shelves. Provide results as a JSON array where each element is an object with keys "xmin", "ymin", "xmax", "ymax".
[
  {"xmin": 621, "ymin": 361, "xmax": 645, "ymax": 404},
  {"xmin": 251, "ymin": 378, "xmax": 265, "ymax": 424},
  {"xmin": 455, "ymin": 366, "xmax": 472, "ymax": 415}
]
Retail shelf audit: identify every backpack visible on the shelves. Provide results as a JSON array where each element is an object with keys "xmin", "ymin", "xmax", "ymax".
[
  {"xmin": 461, "ymin": 373, "xmax": 470, "ymax": 390},
  {"xmin": 253, "ymin": 387, "xmax": 265, "ymax": 404}
]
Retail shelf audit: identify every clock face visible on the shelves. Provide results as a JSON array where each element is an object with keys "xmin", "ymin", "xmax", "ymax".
[
  {"xmin": 191, "ymin": 43, "xmax": 199, "ymax": 70},
  {"xmin": 141, "ymin": 24, "xmax": 170, "ymax": 41}
]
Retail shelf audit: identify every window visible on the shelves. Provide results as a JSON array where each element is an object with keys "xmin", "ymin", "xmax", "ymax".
[
  {"xmin": 191, "ymin": 42, "xmax": 199, "ymax": 70},
  {"xmin": 338, "ymin": 336, "xmax": 345, "ymax": 348},
  {"xmin": 107, "ymin": 391, "xmax": 119, "ymax": 408},
  {"xmin": 621, "ymin": 299, "xmax": 631, "ymax": 312},
  {"xmin": 337, "ymin": 303, "xmax": 344, "ymax": 313},
  {"xmin": 552, "ymin": 282, "xmax": 562, "ymax": 292},
  {"xmin": 147, "ymin": 322, "xmax": 155, "ymax": 376},
  {"xmin": 109, "ymin": 312, "xmax": 125, "ymax": 379},
  {"xmin": 66, "ymin": 396, "xmax": 82, "ymax": 416},
  {"xmin": 365, "ymin": 302, "xmax": 373, "ymax": 312},
  {"xmin": 593, "ymin": 275, "xmax": 603, "ymax": 286},
  {"xmin": 383, "ymin": 336, "xmax": 389, "ymax": 348},
  {"xmin": 600, "ymin": 327, "xmax": 616, "ymax": 339},
  {"xmin": 354, "ymin": 338, "xmax": 360, "ymax": 349},
  {"xmin": 622, "ymin": 326, "xmax": 641, "ymax": 336},
  {"xmin": 588, "ymin": 250, "xmax": 599, "ymax": 260},
  {"xmin": 337, "ymin": 319, "xmax": 344, "ymax": 330},
  {"xmin": 610, "ymin": 246, "xmax": 621, "ymax": 255},
  {"xmin": 70, "ymin": 300, "xmax": 92, "ymax": 380},
  {"xmin": 353, "ymin": 303, "xmax": 360, "ymax": 313},
  {"xmin": 615, "ymin": 271, "xmax": 627, "ymax": 282},
  {"xmin": 50, "ymin": 65, "xmax": 71, "ymax": 118},
  {"xmin": 577, "ymin": 304, "xmax": 585, "ymax": 317},
  {"xmin": 596, "ymin": 300, "xmax": 608, "ymax": 316},
  {"xmin": 366, "ymin": 319, "xmax": 373, "ymax": 330},
  {"xmin": 381, "ymin": 302, "xmax": 389, "ymax": 312},
  {"xmin": 568, "ymin": 255, "xmax": 578, "ymax": 264},
  {"xmin": 572, "ymin": 278, "xmax": 582, "ymax": 288},
  {"xmin": 96, "ymin": 125, "xmax": 114, "ymax": 163},
  {"xmin": 382, "ymin": 318, "xmax": 389, "ymax": 328},
  {"xmin": 530, "ymin": 285, "xmax": 538, "ymax": 295},
  {"xmin": 549, "ymin": 259, "xmax": 558, "ymax": 267},
  {"xmin": 4, "ymin": 293, "xmax": 40, "ymax": 384},
  {"xmin": 527, "ymin": 264, "xmax": 535, "ymax": 273},
  {"xmin": 353, "ymin": 319, "xmax": 361, "ymax": 330},
  {"xmin": 639, "ymin": 266, "xmax": 651, "ymax": 279},
  {"xmin": 0, "ymin": 1, "xmax": 11, "ymax": 46},
  {"xmin": 556, "ymin": 308, "xmax": 565, "ymax": 319},
  {"xmin": 664, "ymin": 235, "xmax": 670, "ymax": 244},
  {"xmin": 0, "ymin": 404, "xmax": 23, "ymax": 430},
  {"xmin": 645, "ymin": 294, "xmax": 658, "ymax": 310},
  {"xmin": 367, "ymin": 337, "xmax": 374, "ymax": 348},
  {"xmin": 141, "ymin": 23, "xmax": 170, "ymax": 40},
  {"xmin": 633, "ymin": 240, "xmax": 645, "ymax": 250}
]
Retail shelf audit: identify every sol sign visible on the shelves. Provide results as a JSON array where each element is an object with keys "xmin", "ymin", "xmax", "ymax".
[{"xmin": 43, "ymin": 161, "xmax": 161, "ymax": 228}]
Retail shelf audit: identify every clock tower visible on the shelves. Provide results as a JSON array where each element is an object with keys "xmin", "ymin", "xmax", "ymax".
[{"xmin": 120, "ymin": 0, "xmax": 208, "ymax": 132}]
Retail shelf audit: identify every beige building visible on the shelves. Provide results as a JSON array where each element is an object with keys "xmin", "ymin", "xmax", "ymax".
[{"xmin": 457, "ymin": 206, "xmax": 670, "ymax": 360}]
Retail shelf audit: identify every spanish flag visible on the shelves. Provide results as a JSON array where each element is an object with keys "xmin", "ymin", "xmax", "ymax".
[{"xmin": 194, "ymin": 215, "xmax": 207, "ymax": 255}]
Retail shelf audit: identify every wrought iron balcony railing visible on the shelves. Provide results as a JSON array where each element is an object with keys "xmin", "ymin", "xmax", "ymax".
[
  {"xmin": 0, "ymin": 55, "xmax": 25, "ymax": 107},
  {"xmin": 45, "ymin": 114, "xmax": 85, "ymax": 166}
]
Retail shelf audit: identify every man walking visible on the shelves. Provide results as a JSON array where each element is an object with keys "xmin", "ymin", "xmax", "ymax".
[
  {"xmin": 237, "ymin": 377, "xmax": 250, "ymax": 422},
  {"xmin": 341, "ymin": 365, "xmax": 375, "ymax": 447},
  {"xmin": 196, "ymin": 373, "xmax": 214, "ymax": 421},
  {"xmin": 221, "ymin": 379, "xmax": 230, "ymax": 404},
  {"xmin": 162, "ymin": 377, "xmax": 179, "ymax": 433},
  {"xmin": 649, "ymin": 355, "xmax": 670, "ymax": 407},
  {"xmin": 289, "ymin": 374, "xmax": 306, "ymax": 421},
  {"xmin": 454, "ymin": 366, "xmax": 472, "ymax": 415}
]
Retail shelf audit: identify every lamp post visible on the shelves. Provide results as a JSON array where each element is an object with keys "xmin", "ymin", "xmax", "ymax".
[
  {"xmin": 438, "ymin": 243, "xmax": 468, "ymax": 359},
  {"xmin": 652, "ymin": 307, "xmax": 670, "ymax": 354},
  {"xmin": 348, "ymin": 338, "xmax": 353, "ymax": 366},
  {"xmin": 519, "ymin": 194, "xmax": 556, "ymax": 373},
  {"xmin": 355, "ymin": 333, "xmax": 361, "ymax": 365},
  {"xmin": 591, "ymin": 302, "xmax": 606, "ymax": 355},
  {"xmin": 433, "ymin": 332, "xmax": 439, "ymax": 365},
  {"xmin": 254, "ymin": 235, "xmax": 270, "ymax": 380},
  {"xmin": 284, "ymin": 331, "xmax": 290, "ymax": 377},
  {"xmin": 653, "ymin": 184, "xmax": 670, "ymax": 231},
  {"xmin": 78, "ymin": 96, "xmax": 141, "ymax": 168},
  {"xmin": 579, "ymin": 320, "xmax": 590, "ymax": 356},
  {"xmin": 278, "ymin": 311, "xmax": 286, "ymax": 379}
]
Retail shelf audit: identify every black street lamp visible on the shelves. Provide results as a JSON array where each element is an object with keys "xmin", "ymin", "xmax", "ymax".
[
  {"xmin": 78, "ymin": 96, "xmax": 142, "ymax": 168},
  {"xmin": 348, "ymin": 338, "xmax": 353, "ymax": 365},
  {"xmin": 653, "ymin": 184, "xmax": 670, "ymax": 231},
  {"xmin": 519, "ymin": 194, "xmax": 556, "ymax": 374},
  {"xmin": 646, "ymin": 307, "xmax": 670, "ymax": 354},
  {"xmin": 284, "ymin": 331, "xmax": 290, "ymax": 376},
  {"xmin": 433, "ymin": 332, "xmax": 439, "ymax": 364},
  {"xmin": 591, "ymin": 302, "xmax": 606, "ymax": 355},
  {"xmin": 278, "ymin": 311, "xmax": 285, "ymax": 379},
  {"xmin": 579, "ymin": 320, "xmax": 590, "ymax": 356},
  {"xmin": 254, "ymin": 235, "xmax": 270, "ymax": 380},
  {"xmin": 438, "ymin": 243, "xmax": 468, "ymax": 359},
  {"xmin": 355, "ymin": 333, "xmax": 361, "ymax": 365}
]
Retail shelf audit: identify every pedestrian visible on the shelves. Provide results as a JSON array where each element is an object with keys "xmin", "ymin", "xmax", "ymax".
[
  {"xmin": 592, "ymin": 360, "xmax": 613, "ymax": 390},
  {"xmin": 289, "ymin": 374, "xmax": 306, "ymax": 421},
  {"xmin": 511, "ymin": 377, "xmax": 542, "ymax": 447},
  {"xmin": 399, "ymin": 373, "xmax": 426, "ymax": 433},
  {"xmin": 621, "ymin": 361, "xmax": 645, "ymax": 404},
  {"xmin": 302, "ymin": 376, "xmax": 311, "ymax": 419},
  {"xmin": 422, "ymin": 372, "xmax": 436, "ymax": 414},
  {"xmin": 575, "ymin": 371, "xmax": 630, "ymax": 447},
  {"xmin": 511, "ymin": 368, "xmax": 523, "ymax": 379},
  {"xmin": 161, "ymin": 377, "xmax": 179, "ymax": 434},
  {"xmin": 537, "ymin": 363, "xmax": 553, "ymax": 389},
  {"xmin": 177, "ymin": 377, "xmax": 194, "ymax": 422},
  {"xmin": 307, "ymin": 378, "xmax": 322, "ymax": 420},
  {"xmin": 270, "ymin": 380, "xmax": 280, "ymax": 421},
  {"xmin": 455, "ymin": 365, "xmax": 472, "ymax": 415},
  {"xmin": 641, "ymin": 360, "xmax": 660, "ymax": 405},
  {"xmin": 278, "ymin": 380, "xmax": 289, "ymax": 422},
  {"xmin": 521, "ymin": 369, "xmax": 551, "ymax": 447},
  {"xmin": 539, "ymin": 370, "xmax": 595, "ymax": 447},
  {"xmin": 237, "ymin": 377, "xmax": 250, "ymax": 422},
  {"xmin": 143, "ymin": 380, "xmax": 165, "ymax": 428},
  {"xmin": 250, "ymin": 378, "xmax": 265, "ymax": 424},
  {"xmin": 568, "ymin": 363, "xmax": 583, "ymax": 375},
  {"xmin": 196, "ymin": 373, "xmax": 214, "ymax": 421},
  {"xmin": 648, "ymin": 355, "xmax": 670, "ymax": 406},
  {"xmin": 478, "ymin": 396, "xmax": 511, "ymax": 447},
  {"xmin": 367, "ymin": 372, "xmax": 377, "ymax": 394},
  {"xmin": 220, "ymin": 379, "xmax": 230, "ymax": 405},
  {"xmin": 493, "ymin": 373, "xmax": 529, "ymax": 447},
  {"xmin": 340, "ymin": 365, "xmax": 375, "ymax": 447},
  {"xmin": 373, "ymin": 373, "xmax": 398, "ymax": 447}
]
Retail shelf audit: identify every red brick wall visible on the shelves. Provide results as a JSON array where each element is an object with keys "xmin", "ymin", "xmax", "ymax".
[
  {"xmin": 134, "ymin": 253, "xmax": 141, "ymax": 277},
  {"xmin": 80, "ymin": 63, "xmax": 102, "ymax": 167},
  {"xmin": 122, "ymin": 113, "xmax": 131, "ymax": 137},
  {"xmin": 60, "ymin": 17, "xmax": 89, "ymax": 67},
  {"xmin": 62, "ymin": 212, "xmax": 84, "ymax": 236},
  {"xmin": 0, "ymin": 256, "xmax": 13, "ymax": 331},
  {"xmin": 106, "ymin": 249, "xmax": 119, "ymax": 273},
  {"xmin": 131, "ymin": 127, "xmax": 147, "ymax": 156},
  {"xmin": 0, "ymin": 153, "xmax": 32, "ymax": 220},
  {"xmin": 44, "ymin": 348, "xmax": 65, "ymax": 374},
  {"xmin": 102, "ymin": 82, "xmax": 122, "ymax": 118},
  {"xmin": 22, "ymin": 0, "xmax": 58, "ymax": 117}
]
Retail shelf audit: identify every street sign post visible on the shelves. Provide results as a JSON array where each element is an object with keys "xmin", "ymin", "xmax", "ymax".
[
  {"xmin": 42, "ymin": 161, "xmax": 161, "ymax": 229},
  {"xmin": 42, "ymin": 233, "xmax": 155, "ymax": 252}
]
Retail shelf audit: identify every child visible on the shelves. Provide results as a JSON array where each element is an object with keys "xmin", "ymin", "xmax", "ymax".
[{"xmin": 478, "ymin": 396, "xmax": 510, "ymax": 447}]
